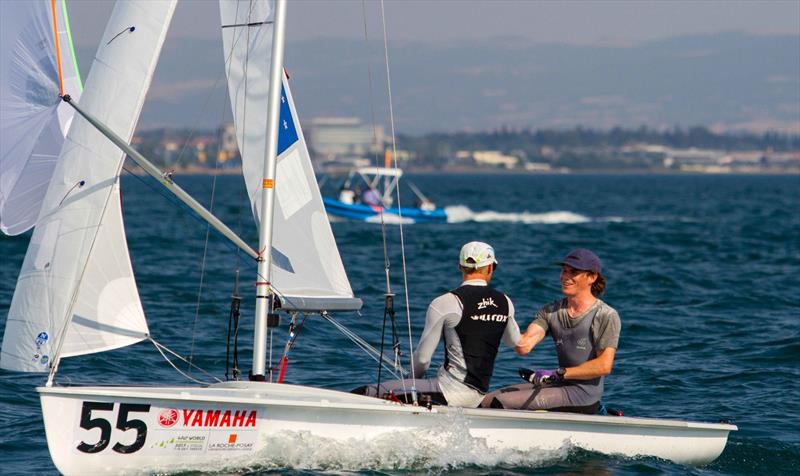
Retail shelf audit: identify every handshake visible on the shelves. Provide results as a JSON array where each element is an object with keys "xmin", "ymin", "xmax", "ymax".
[{"xmin": 518, "ymin": 367, "xmax": 565, "ymax": 386}]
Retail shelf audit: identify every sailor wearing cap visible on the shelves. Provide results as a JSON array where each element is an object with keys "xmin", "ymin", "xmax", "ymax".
[
  {"xmin": 350, "ymin": 241, "xmax": 520, "ymax": 406},
  {"xmin": 402, "ymin": 241, "xmax": 521, "ymax": 407},
  {"xmin": 482, "ymin": 248, "xmax": 621, "ymax": 413}
]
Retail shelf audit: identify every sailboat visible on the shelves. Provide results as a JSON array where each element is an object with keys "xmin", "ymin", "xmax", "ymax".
[{"xmin": 0, "ymin": 1, "xmax": 735, "ymax": 474}]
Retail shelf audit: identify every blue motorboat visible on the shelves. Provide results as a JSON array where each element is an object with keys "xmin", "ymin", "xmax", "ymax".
[{"xmin": 323, "ymin": 167, "xmax": 448, "ymax": 224}]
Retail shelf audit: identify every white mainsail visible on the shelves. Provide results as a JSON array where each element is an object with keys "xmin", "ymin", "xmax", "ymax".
[
  {"xmin": 220, "ymin": 0, "xmax": 361, "ymax": 311},
  {"xmin": 0, "ymin": 0, "xmax": 83, "ymax": 236},
  {"xmin": 0, "ymin": 0, "xmax": 178, "ymax": 372}
]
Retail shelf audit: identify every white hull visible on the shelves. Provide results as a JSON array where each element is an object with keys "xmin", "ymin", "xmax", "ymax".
[{"xmin": 39, "ymin": 382, "xmax": 735, "ymax": 474}]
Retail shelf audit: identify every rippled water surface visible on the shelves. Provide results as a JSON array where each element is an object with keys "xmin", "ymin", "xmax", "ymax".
[{"xmin": 1, "ymin": 173, "xmax": 798, "ymax": 475}]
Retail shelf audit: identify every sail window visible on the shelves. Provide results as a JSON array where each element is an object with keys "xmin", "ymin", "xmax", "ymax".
[{"xmin": 276, "ymin": 148, "xmax": 311, "ymax": 219}]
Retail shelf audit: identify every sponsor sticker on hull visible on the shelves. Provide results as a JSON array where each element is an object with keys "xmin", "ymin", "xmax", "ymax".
[
  {"xmin": 207, "ymin": 431, "xmax": 257, "ymax": 452},
  {"xmin": 151, "ymin": 435, "xmax": 207, "ymax": 452},
  {"xmin": 71, "ymin": 401, "xmax": 261, "ymax": 456},
  {"xmin": 149, "ymin": 406, "xmax": 260, "ymax": 454}
]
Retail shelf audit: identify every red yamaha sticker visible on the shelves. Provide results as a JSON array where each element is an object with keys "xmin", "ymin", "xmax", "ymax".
[{"xmin": 158, "ymin": 408, "xmax": 179, "ymax": 428}]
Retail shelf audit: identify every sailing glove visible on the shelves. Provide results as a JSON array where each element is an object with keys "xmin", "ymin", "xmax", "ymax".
[{"xmin": 518, "ymin": 368, "xmax": 561, "ymax": 386}]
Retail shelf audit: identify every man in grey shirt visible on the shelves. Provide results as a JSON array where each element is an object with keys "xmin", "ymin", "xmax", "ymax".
[
  {"xmin": 482, "ymin": 248, "xmax": 620, "ymax": 413},
  {"xmin": 354, "ymin": 241, "xmax": 520, "ymax": 407}
]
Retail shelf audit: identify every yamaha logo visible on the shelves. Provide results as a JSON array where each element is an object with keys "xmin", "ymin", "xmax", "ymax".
[{"xmin": 158, "ymin": 408, "xmax": 179, "ymax": 427}]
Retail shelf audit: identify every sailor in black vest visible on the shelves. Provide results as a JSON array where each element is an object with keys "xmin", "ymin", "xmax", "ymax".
[
  {"xmin": 482, "ymin": 249, "xmax": 621, "ymax": 413},
  {"xmin": 350, "ymin": 242, "xmax": 520, "ymax": 406},
  {"xmin": 407, "ymin": 241, "xmax": 521, "ymax": 407}
]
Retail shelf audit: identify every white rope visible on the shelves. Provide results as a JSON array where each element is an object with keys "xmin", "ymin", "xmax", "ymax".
[
  {"xmin": 360, "ymin": 1, "xmax": 393, "ymax": 295},
  {"xmin": 149, "ymin": 336, "xmax": 222, "ymax": 385},
  {"xmin": 360, "ymin": 0, "xmax": 407, "ymax": 400},
  {"xmin": 189, "ymin": 0, "xmax": 259, "ymax": 375},
  {"xmin": 320, "ymin": 312, "xmax": 406, "ymax": 379},
  {"xmin": 378, "ymin": 0, "xmax": 417, "ymax": 403}
]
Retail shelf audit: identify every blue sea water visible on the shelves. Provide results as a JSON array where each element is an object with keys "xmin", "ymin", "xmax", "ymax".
[{"xmin": 1, "ymin": 173, "xmax": 798, "ymax": 475}]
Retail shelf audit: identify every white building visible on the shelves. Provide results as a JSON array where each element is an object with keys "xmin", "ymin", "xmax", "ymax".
[
  {"xmin": 458, "ymin": 150, "xmax": 519, "ymax": 169},
  {"xmin": 305, "ymin": 117, "xmax": 384, "ymax": 161}
]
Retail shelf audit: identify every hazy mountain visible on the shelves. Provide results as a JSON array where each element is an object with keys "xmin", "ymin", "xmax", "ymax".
[{"xmin": 75, "ymin": 32, "xmax": 799, "ymax": 135}]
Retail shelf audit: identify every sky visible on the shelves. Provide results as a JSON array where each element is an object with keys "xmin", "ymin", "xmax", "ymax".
[
  {"xmin": 66, "ymin": 0, "xmax": 800, "ymax": 49},
  {"xmin": 54, "ymin": 0, "xmax": 800, "ymax": 133}
]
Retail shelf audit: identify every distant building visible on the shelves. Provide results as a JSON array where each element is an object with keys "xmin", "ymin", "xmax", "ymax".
[
  {"xmin": 305, "ymin": 117, "xmax": 384, "ymax": 161},
  {"xmin": 458, "ymin": 150, "xmax": 519, "ymax": 169},
  {"xmin": 523, "ymin": 162, "xmax": 553, "ymax": 172},
  {"xmin": 218, "ymin": 123, "xmax": 239, "ymax": 165}
]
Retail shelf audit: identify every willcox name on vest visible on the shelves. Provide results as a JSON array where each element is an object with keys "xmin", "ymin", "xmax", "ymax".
[{"xmin": 469, "ymin": 313, "xmax": 509, "ymax": 322}]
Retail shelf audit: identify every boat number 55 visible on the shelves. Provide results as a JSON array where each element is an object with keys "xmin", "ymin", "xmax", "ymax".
[{"xmin": 77, "ymin": 401, "xmax": 151, "ymax": 454}]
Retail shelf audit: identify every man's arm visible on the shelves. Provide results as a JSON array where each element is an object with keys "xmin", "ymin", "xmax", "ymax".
[
  {"xmin": 410, "ymin": 295, "xmax": 455, "ymax": 378},
  {"xmin": 562, "ymin": 347, "xmax": 616, "ymax": 380},
  {"xmin": 515, "ymin": 322, "xmax": 546, "ymax": 355},
  {"xmin": 502, "ymin": 298, "xmax": 521, "ymax": 346}
]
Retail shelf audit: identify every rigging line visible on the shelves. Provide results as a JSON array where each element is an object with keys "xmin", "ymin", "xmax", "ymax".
[
  {"xmin": 266, "ymin": 313, "xmax": 302, "ymax": 374},
  {"xmin": 187, "ymin": 126, "xmax": 225, "ymax": 375},
  {"xmin": 185, "ymin": 0, "xmax": 255, "ymax": 371},
  {"xmin": 119, "ymin": 167, "xmax": 240, "ymax": 255},
  {"xmin": 49, "ymin": 0, "xmax": 64, "ymax": 95},
  {"xmin": 360, "ymin": 0, "xmax": 393, "ymax": 279},
  {"xmin": 171, "ymin": 0, "xmax": 257, "ymax": 169},
  {"xmin": 61, "ymin": 0, "xmax": 84, "ymax": 90},
  {"xmin": 149, "ymin": 336, "xmax": 222, "ymax": 384},
  {"xmin": 219, "ymin": 6, "xmax": 246, "ymax": 380},
  {"xmin": 379, "ymin": 0, "xmax": 417, "ymax": 402},
  {"xmin": 361, "ymin": 0, "xmax": 397, "ymax": 393},
  {"xmin": 320, "ymin": 312, "xmax": 405, "ymax": 379}
]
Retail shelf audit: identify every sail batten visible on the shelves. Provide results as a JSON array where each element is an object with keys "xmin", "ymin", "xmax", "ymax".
[
  {"xmin": 220, "ymin": 0, "xmax": 361, "ymax": 312},
  {"xmin": 0, "ymin": 1, "xmax": 178, "ymax": 373}
]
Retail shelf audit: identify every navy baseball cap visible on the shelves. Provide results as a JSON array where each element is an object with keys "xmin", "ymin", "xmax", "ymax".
[{"xmin": 558, "ymin": 248, "xmax": 602, "ymax": 273}]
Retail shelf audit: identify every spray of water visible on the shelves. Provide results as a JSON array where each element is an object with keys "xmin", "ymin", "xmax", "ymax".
[
  {"xmin": 239, "ymin": 411, "xmax": 571, "ymax": 472},
  {"xmin": 445, "ymin": 205, "xmax": 593, "ymax": 224}
]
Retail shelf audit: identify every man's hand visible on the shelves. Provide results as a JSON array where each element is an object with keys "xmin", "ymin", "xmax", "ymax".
[
  {"xmin": 518, "ymin": 368, "xmax": 560, "ymax": 386},
  {"xmin": 515, "ymin": 323, "xmax": 546, "ymax": 355}
]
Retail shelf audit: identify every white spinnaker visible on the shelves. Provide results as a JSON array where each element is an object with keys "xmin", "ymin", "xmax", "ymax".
[
  {"xmin": 220, "ymin": 0, "xmax": 360, "ymax": 311},
  {"xmin": 0, "ymin": 0, "xmax": 83, "ymax": 236},
  {"xmin": 0, "ymin": 0, "xmax": 177, "ymax": 372}
]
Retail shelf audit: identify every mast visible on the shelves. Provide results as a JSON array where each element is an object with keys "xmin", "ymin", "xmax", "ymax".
[{"xmin": 251, "ymin": 0, "xmax": 287, "ymax": 380}]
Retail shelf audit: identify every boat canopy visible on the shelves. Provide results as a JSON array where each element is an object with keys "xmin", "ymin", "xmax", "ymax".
[{"xmin": 356, "ymin": 167, "xmax": 403, "ymax": 178}]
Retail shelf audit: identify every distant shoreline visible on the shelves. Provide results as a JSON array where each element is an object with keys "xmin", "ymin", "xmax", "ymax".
[{"xmin": 123, "ymin": 164, "xmax": 800, "ymax": 176}]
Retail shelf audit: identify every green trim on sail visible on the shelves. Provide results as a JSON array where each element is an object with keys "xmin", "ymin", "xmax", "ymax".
[{"xmin": 61, "ymin": 0, "xmax": 83, "ymax": 91}]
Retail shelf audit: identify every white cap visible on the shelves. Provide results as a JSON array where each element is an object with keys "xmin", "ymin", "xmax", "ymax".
[{"xmin": 459, "ymin": 241, "xmax": 498, "ymax": 269}]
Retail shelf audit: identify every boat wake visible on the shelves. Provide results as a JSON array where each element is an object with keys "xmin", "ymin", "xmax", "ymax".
[
  {"xmin": 239, "ymin": 413, "xmax": 568, "ymax": 472},
  {"xmin": 445, "ymin": 205, "xmax": 597, "ymax": 224},
  {"xmin": 365, "ymin": 213, "xmax": 415, "ymax": 225}
]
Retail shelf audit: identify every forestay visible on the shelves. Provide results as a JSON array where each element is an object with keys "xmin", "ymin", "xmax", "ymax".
[
  {"xmin": 0, "ymin": 1, "xmax": 177, "ymax": 372},
  {"xmin": 219, "ymin": 0, "xmax": 361, "ymax": 311},
  {"xmin": 0, "ymin": 0, "xmax": 83, "ymax": 235}
]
